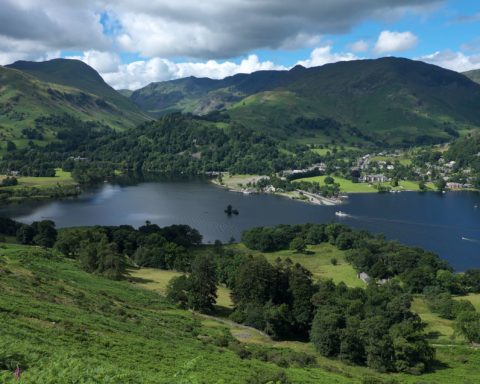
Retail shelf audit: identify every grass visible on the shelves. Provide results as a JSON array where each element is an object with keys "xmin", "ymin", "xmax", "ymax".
[
  {"xmin": 295, "ymin": 175, "xmax": 377, "ymax": 193},
  {"xmin": 230, "ymin": 243, "xmax": 364, "ymax": 288},
  {"xmin": 2, "ymin": 243, "xmax": 480, "ymax": 383},
  {"xmin": 295, "ymin": 175, "xmax": 435, "ymax": 193},
  {"xmin": 0, "ymin": 168, "xmax": 76, "ymax": 189},
  {"xmin": 411, "ymin": 297, "xmax": 458, "ymax": 345}
]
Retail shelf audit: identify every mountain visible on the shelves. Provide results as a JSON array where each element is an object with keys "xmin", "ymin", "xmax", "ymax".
[
  {"xmin": 1, "ymin": 59, "xmax": 150, "ymax": 143},
  {"xmin": 130, "ymin": 58, "xmax": 480, "ymax": 146},
  {"xmin": 464, "ymin": 69, "xmax": 480, "ymax": 84}
]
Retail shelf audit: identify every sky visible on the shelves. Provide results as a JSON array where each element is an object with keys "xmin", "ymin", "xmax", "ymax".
[{"xmin": 0, "ymin": 0, "xmax": 479, "ymax": 90}]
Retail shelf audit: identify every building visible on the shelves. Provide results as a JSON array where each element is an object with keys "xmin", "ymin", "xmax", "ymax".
[
  {"xmin": 360, "ymin": 174, "xmax": 389, "ymax": 183},
  {"xmin": 358, "ymin": 272, "xmax": 371, "ymax": 283}
]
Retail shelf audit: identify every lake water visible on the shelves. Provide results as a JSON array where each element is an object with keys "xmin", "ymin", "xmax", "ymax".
[{"xmin": 1, "ymin": 180, "xmax": 479, "ymax": 271}]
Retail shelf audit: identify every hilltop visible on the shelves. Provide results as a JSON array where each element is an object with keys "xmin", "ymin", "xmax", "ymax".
[
  {"xmin": 0, "ymin": 60, "xmax": 149, "ymax": 144},
  {"xmin": 464, "ymin": 69, "xmax": 480, "ymax": 84},
  {"xmin": 129, "ymin": 58, "xmax": 480, "ymax": 146}
]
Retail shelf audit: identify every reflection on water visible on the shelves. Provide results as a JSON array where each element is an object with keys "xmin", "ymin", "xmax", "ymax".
[{"xmin": 0, "ymin": 179, "xmax": 479, "ymax": 271}]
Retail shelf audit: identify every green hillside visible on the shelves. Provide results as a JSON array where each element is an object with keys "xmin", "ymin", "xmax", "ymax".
[
  {"xmin": 0, "ymin": 60, "xmax": 149, "ymax": 143},
  {"xmin": 6, "ymin": 59, "xmax": 148, "ymax": 123},
  {"xmin": 464, "ymin": 69, "xmax": 480, "ymax": 84},
  {"xmin": 130, "ymin": 58, "xmax": 480, "ymax": 146},
  {"xmin": 3, "ymin": 242, "xmax": 480, "ymax": 383}
]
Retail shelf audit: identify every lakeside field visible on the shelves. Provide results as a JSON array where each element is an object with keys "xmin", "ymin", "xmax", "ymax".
[
  {"xmin": 295, "ymin": 175, "xmax": 435, "ymax": 193},
  {"xmin": 211, "ymin": 173, "xmax": 266, "ymax": 192},
  {"xmin": 0, "ymin": 168, "xmax": 76, "ymax": 189}
]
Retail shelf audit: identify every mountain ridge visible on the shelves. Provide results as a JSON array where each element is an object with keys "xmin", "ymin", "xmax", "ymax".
[{"xmin": 129, "ymin": 57, "xmax": 480, "ymax": 145}]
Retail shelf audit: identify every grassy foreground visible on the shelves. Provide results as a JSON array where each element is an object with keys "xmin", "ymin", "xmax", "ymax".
[{"xmin": 2, "ymin": 243, "xmax": 480, "ymax": 383}]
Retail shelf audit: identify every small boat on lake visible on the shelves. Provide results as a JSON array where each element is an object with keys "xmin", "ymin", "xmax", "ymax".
[{"xmin": 335, "ymin": 211, "xmax": 348, "ymax": 217}]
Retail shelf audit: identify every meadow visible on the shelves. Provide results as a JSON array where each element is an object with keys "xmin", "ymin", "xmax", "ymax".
[{"xmin": 295, "ymin": 175, "xmax": 435, "ymax": 193}]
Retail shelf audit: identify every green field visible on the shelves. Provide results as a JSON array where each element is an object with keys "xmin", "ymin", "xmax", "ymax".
[
  {"xmin": 295, "ymin": 175, "xmax": 434, "ymax": 193},
  {"xmin": 0, "ymin": 168, "xmax": 76, "ymax": 189}
]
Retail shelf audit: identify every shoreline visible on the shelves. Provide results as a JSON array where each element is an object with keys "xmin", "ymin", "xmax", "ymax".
[{"xmin": 210, "ymin": 177, "xmax": 344, "ymax": 206}]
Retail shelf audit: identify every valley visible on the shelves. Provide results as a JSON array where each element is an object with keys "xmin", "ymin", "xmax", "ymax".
[{"xmin": 2, "ymin": 55, "xmax": 480, "ymax": 384}]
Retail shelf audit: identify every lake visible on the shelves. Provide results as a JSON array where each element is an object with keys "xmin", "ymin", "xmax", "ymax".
[{"xmin": 1, "ymin": 179, "xmax": 479, "ymax": 271}]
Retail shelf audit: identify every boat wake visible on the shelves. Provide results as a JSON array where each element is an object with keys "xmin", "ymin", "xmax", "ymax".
[
  {"xmin": 343, "ymin": 214, "xmax": 480, "ymax": 234},
  {"xmin": 461, "ymin": 237, "xmax": 480, "ymax": 244}
]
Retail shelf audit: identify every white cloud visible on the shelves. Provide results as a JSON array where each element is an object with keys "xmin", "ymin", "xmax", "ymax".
[
  {"xmin": 67, "ymin": 51, "xmax": 121, "ymax": 74},
  {"xmin": 419, "ymin": 50, "xmax": 480, "ymax": 72},
  {"xmin": 296, "ymin": 45, "xmax": 359, "ymax": 68},
  {"xmin": 350, "ymin": 39, "xmax": 369, "ymax": 53},
  {"xmin": 101, "ymin": 54, "xmax": 287, "ymax": 90},
  {"xmin": 374, "ymin": 30, "xmax": 418, "ymax": 54}
]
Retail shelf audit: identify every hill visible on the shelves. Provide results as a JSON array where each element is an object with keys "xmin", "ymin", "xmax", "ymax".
[
  {"xmin": 6, "ymin": 59, "xmax": 148, "ymax": 122},
  {"xmin": 130, "ymin": 58, "xmax": 480, "ymax": 146},
  {"xmin": 2, "ymin": 243, "xmax": 480, "ymax": 383},
  {"xmin": 0, "ymin": 60, "xmax": 149, "ymax": 144},
  {"xmin": 464, "ymin": 69, "xmax": 480, "ymax": 84}
]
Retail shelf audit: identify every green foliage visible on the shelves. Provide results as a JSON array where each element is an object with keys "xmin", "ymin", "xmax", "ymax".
[
  {"xmin": 455, "ymin": 311, "xmax": 480, "ymax": 343},
  {"xmin": 187, "ymin": 254, "xmax": 218, "ymax": 312},
  {"xmin": 311, "ymin": 280, "xmax": 434, "ymax": 373}
]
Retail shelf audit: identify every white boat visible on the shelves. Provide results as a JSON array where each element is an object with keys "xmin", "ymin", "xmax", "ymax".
[{"xmin": 335, "ymin": 211, "xmax": 348, "ymax": 217}]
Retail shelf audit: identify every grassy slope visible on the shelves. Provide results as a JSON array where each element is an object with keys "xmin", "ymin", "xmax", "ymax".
[
  {"xmin": 6, "ymin": 59, "xmax": 148, "ymax": 124},
  {"xmin": 0, "ymin": 64, "xmax": 147, "ymax": 141},
  {"xmin": 1, "ymin": 244, "xmax": 480, "ymax": 382},
  {"xmin": 0, "ymin": 244, "xmax": 353, "ymax": 384}
]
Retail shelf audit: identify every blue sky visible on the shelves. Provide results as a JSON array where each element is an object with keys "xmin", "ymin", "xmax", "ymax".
[{"xmin": 0, "ymin": 0, "xmax": 479, "ymax": 89}]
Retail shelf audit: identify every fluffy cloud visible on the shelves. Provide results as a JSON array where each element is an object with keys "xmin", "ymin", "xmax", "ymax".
[
  {"xmin": 108, "ymin": 0, "xmax": 438, "ymax": 59},
  {"xmin": 100, "ymin": 54, "xmax": 286, "ymax": 90},
  {"xmin": 0, "ymin": 0, "xmax": 108, "ymax": 61},
  {"xmin": 419, "ymin": 50, "xmax": 480, "ymax": 72},
  {"xmin": 296, "ymin": 46, "xmax": 359, "ymax": 68},
  {"xmin": 374, "ymin": 30, "xmax": 418, "ymax": 54},
  {"xmin": 67, "ymin": 51, "xmax": 121, "ymax": 74}
]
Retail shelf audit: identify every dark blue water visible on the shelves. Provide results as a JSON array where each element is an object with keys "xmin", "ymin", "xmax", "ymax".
[{"xmin": 1, "ymin": 180, "xmax": 479, "ymax": 271}]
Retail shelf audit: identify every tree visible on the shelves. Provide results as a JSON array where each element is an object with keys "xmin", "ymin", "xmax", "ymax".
[
  {"xmin": 166, "ymin": 275, "xmax": 191, "ymax": 308},
  {"xmin": 310, "ymin": 307, "xmax": 343, "ymax": 357},
  {"xmin": 289, "ymin": 237, "xmax": 306, "ymax": 253},
  {"xmin": 324, "ymin": 176, "xmax": 335, "ymax": 185},
  {"xmin": 435, "ymin": 178, "xmax": 447, "ymax": 192},
  {"xmin": 187, "ymin": 254, "xmax": 217, "ymax": 312},
  {"xmin": 232, "ymin": 256, "xmax": 275, "ymax": 305},
  {"xmin": 1, "ymin": 177, "xmax": 18, "ymax": 187},
  {"xmin": 288, "ymin": 264, "xmax": 316, "ymax": 336},
  {"xmin": 31, "ymin": 220, "xmax": 57, "ymax": 248},
  {"xmin": 16, "ymin": 225, "xmax": 35, "ymax": 245},
  {"xmin": 6, "ymin": 141, "xmax": 16, "ymax": 152},
  {"xmin": 389, "ymin": 318, "xmax": 434, "ymax": 374},
  {"xmin": 455, "ymin": 311, "xmax": 480, "ymax": 343}
]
